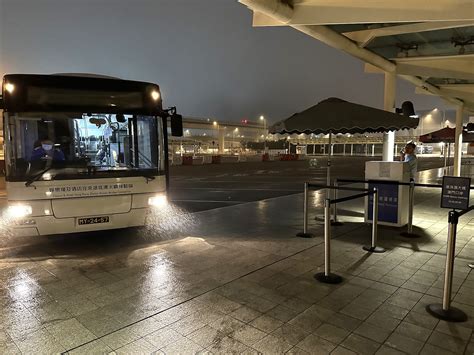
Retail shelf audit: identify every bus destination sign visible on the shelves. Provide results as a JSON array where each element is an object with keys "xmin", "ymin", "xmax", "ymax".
[{"xmin": 47, "ymin": 183, "xmax": 135, "ymax": 198}]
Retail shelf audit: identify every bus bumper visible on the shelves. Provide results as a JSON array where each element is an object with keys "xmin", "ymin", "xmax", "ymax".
[{"xmin": 9, "ymin": 208, "xmax": 149, "ymax": 237}]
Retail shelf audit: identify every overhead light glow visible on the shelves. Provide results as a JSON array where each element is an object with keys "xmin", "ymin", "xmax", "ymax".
[{"xmin": 5, "ymin": 83, "xmax": 15, "ymax": 94}]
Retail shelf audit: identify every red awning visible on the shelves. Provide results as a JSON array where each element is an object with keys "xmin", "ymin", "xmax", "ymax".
[{"xmin": 419, "ymin": 127, "xmax": 474, "ymax": 144}]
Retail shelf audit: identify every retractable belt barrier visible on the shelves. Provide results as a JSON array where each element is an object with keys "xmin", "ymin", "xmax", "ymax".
[
  {"xmin": 335, "ymin": 178, "xmax": 473, "ymax": 322},
  {"xmin": 297, "ymin": 183, "xmax": 384, "ymax": 285},
  {"xmin": 426, "ymin": 206, "xmax": 474, "ymax": 323},
  {"xmin": 334, "ymin": 178, "xmax": 468, "ymax": 238}
]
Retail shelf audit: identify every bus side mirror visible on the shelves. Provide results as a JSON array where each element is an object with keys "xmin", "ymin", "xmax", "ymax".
[{"xmin": 170, "ymin": 113, "xmax": 183, "ymax": 137}]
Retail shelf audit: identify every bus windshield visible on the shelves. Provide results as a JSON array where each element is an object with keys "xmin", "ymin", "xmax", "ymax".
[{"xmin": 5, "ymin": 112, "xmax": 164, "ymax": 182}]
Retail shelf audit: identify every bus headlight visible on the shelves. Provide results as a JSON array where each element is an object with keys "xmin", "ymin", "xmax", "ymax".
[
  {"xmin": 6, "ymin": 204, "xmax": 33, "ymax": 219},
  {"xmin": 5, "ymin": 83, "xmax": 15, "ymax": 94},
  {"xmin": 151, "ymin": 90, "xmax": 160, "ymax": 101},
  {"xmin": 148, "ymin": 194, "xmax": 168, "ymax": 208}
]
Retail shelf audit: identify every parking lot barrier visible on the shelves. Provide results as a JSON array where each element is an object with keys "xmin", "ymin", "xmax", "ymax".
[
  {"xmin": 296, "ymin": 182, "xmax": 314, "ymax": 238},
  {"xmin": 314, "ymin": 198, "xmax": 343, "ymax": 284},
  {"xmin": 308, "ymin": 186, "xmax": 380, "ymax": 284},
  {"xmin": 400, "ymin": 180, "xmax": 420, "ymax": 238},
  {"xmin": 331, "ymin": 180, "xmax": 343, "ymax": 226},
  {"xmin": 362, "ymin": 188, "xmax": 385, "ymax": 253}
]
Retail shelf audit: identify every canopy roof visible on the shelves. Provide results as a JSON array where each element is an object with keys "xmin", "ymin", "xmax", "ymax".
[
  {"xmin": 239, "ymin": 0, "xmax": 474, "ymax": 113},
  {"xmin": 270, "ymin": 97, "xmax": 419, "ymax": 134},
  {"xmin": 419, "ymin": 126, "xmax": 474, "ymax": 143}
]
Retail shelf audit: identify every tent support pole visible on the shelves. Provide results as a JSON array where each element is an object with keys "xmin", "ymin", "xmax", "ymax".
[
  {"xmin": 444, "ymin": 142, "xmax": 448, "ymax": 170},
  {"xmin": 453, "ymin": 104, "xmax": 464, "ymax": 176},
  {"xmin": 448, "ymin": 143, "xmax": 452, "ymax": 169},
  {"xmin": 327, "ymin": 131, "xmax": 332, "ymax": 186}
]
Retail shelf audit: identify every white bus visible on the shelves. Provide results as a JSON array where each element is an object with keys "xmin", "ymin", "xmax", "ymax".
[{"xmin": 1, "ymin": 74, "xmax": 183, "ymax": 236}]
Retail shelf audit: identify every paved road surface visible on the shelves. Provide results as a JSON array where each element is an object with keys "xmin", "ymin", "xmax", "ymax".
[{"xmin": 169, "ymin": 156, "xmax": 448, "ymax": 212}]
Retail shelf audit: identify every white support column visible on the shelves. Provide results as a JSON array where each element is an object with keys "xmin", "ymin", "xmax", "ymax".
[
  {"xmin": 382, "ymin": 72, "xmax": 396, "ymax": 161},
  {"xmin": 218, "ymin": 129, "xmax": 225, "ymax": 154},
  {"xmin": 453, "ymin": 104, "xmax": 464, "ymax": 176}
]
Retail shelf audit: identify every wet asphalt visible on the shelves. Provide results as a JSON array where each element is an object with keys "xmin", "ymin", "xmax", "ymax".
[{"xmin": 169, "ymin": 156, "xmax": 448, "ymax": 213}]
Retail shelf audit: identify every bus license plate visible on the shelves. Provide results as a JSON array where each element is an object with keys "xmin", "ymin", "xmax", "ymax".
[{"xmin": 78, "ymin": 216, "xmax": 110, "ymax": 226}]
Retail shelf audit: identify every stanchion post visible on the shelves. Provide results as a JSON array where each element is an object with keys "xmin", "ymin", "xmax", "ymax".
[
  {"xmin": 363, "ymin": 188, "xmax": 386, "ymax": 253},
  {"xmin": 315, "ymin": 198, "xmax": 343, "ymax": 284},
  {"xmin": 373, "ymin": 188, "xmax": 378, "ymax": 247},
  {"xmin": 426, "ymin": 210, "xmax": 467, "ymax": 322},
  {"xmin": 401, "ymin": 180, "xmax": 420, "ymax": 238},
  {"xmin": 297, "ymin": 182, "xmax": 314, "ymax": 238},
  {"xmin": 331, "ymin": 180, "xmax": 343, "ymax": 226},
  {"xmin": 407, "ymin": 180, "xmax": 414, "ymax": 234}
]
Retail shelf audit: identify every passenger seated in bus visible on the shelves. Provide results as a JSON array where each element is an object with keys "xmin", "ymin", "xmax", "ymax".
[{"xmin": 31, "ymin": 139, "xmax": 66, "ymax": 162}]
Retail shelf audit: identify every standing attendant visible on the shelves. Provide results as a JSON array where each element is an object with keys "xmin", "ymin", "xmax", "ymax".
[{"xmin": 400, "ymin": 141, "xmax": 418, "ymax": 180}]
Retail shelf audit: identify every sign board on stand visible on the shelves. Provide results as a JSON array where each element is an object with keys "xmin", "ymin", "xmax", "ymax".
[
  {"xmin": 441, "ymin": 176, "xmax": 471, "ymax": 210},
  {"xmin": 365, "ymin": 161, "xmax": 410, "ymax": 227},
  {"xmin": 367, "ymin": 180, "xmax": 399, "ymax": 224}
]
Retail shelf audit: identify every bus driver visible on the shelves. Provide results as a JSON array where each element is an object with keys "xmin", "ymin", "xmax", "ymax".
[{"xmin": 31, "ymin": 139, "xmax": 65, "ymax": 162}]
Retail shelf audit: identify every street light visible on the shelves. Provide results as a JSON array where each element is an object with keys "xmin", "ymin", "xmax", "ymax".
[
  {"xmin": 212, "ymin": 121, "xmax": 219, "ymax": 153},
  {"xmin": 260, "ymin": 115, "xmax": 267, "ymax": 152}
]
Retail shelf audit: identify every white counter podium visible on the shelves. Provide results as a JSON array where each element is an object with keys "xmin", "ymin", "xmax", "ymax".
[{"xmin": 364, "ymin": 161, "xmax": 410, "ymax": 227}]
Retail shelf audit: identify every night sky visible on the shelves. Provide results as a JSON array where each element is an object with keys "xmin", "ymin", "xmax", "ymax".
[{"xmin": 0, "ymin": 0, "xmax": 445, "ymax": 123}]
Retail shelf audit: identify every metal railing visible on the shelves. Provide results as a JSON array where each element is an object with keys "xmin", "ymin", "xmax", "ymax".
[{"xmin": 297, "ymin": 183, "xmax": 383, "ymax": 284}]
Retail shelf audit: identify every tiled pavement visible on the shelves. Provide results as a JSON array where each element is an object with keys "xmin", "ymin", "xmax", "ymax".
[{"xmin": 0, "ymin": 175, "xmax": 473, "ymax": 354}]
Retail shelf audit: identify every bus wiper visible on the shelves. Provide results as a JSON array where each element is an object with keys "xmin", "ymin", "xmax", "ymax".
[
  {"xmin": 25, "ymin": 167, "xmax": 53, "ymax": 188},
  {"xmin": 141, "ymin": 174, "xmax": 156, "ymax": 183}
]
